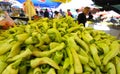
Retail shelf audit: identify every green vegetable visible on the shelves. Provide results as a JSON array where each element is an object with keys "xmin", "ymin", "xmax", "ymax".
[
  {"xmin": 57, "ymin": 66, "xmax": 65, "ymax": 74},
  {"xmin": 41, "ymin": 34, "xmax": 51, "ymax": 44},
  {"xmin": 0, "ymin": 60, "xmax": 8, "ymax": 74},
  {"xmin": 35, "ymin": 33, "xmax": 43, "ymax": 47},
  {"xmin": 95, "ymin": 67, "xmax": 101, "ymax": 74},
  {"xmin": 81, "ymin": 31, "xmax": 94, "ymax": 44},
  {"xmin": 33, "ymin": 67, "xmax": 42, "ymax": 74},
  {"xmin": 25, "ymin": 37, "xmax": 34, "ymax": 44},
  {"xmin": 47, "ymin": 28, "xmax": 62, "ymax": 42},
  {"xmin": 105, "ymin": 62, "xmax": 116, "ymax": 74},
  {"xmin": 88, "ymin": 55, "xmax": 97, "ymax": 69},
  {"xmin": 84, "ymin": 64, "xmax": 93, "ymax": 72},
  {"xmin": 15, "ymin": 33, "xmax": 29, "ymax": 41},
  {"xmin": 67, "ymin": 36, "xmax": 79, "ymax": 51},
  {"xmin": 47, "ymin": 68, "xmax": 56, "ymax": 74},
  {"xmin": 90, "ymin": 44, "xmax": 101, "ymax": 66},
  {"xmin": 68, "ymin": 66, "xmax": 74, "ymax": 74},
  {"xmin": 79, "ymin": 47, "xmax": 89, "ymax": 58},
  {"xmin": 53, "ymin": 51, "xmax": 63, "ymax": 64},
  {"xmin": 30, "ymin": 57, "xmax": 60, "ymax": 69},
  {"xmin": 19, "ymin": 65, "xmax": 27, "ymax": 74},
  {"xmin": 70, "ymin": 48, "xmax": 82, "ymax": 73},
  {"xmin": 8, "ymin": 41, "xmax": 22, "ymax": 58},
  {"xmin": 74, "ymin": 35, "xmax": 89, "ymax": 53},
  {"xmin": 96, "ymin": 42, "xmax": 109, "ymax": 55},
  {"xmin": 78, "ymin": 54, "xmax": 89, "ymax": 64},
  {"xmin": 28, "ymin": 68, "xmax": 34, "ymax": 74},
  {"xmin": 116, "ymin": 60, "xmax": 120, "ymax": 74},
  {"xmin": 50, "ymin": 42, "xmax": 60, "ymax": 49},
  {"xmin": 0, "ymin": 39, "xmax": 13, "ymax": 55},
  {"xmin": 40, "ymin": 64, "xmax": 50, "ymax": 73},
  {"xmin": 114, "ymin": 56, "xmax": 120, "ymax": 74},
  {"xmin": 83, "ymin": 72, "xmax": 91, "ymax": 74},
  {"xmin": 63, "ymin": 58, "xmax": 70, "ymax": 69},
  {"xmin": 33, "ymin": 42, "xmax": 65, "ymax": 57},
  {"xmin": 7, "ymin": 47, "xmax": 32, "ymax": 62},
  {"xmin": 66, "ymin": 47, "xmax": 73, "ymax": 66},
  {"xmin": 103, "ymin": 41, "xmax": 120, "ymax": 65},
  {"xmin": 0, "ymin": 52, "xmax": 9, "ymax": 62},
  {"xmin": 2, "ymin": 58, "xmax": 22, "ymax": 74},
  {"xmin": 67, "ymin": 25, "xmax": 80, "ymax": 33}
]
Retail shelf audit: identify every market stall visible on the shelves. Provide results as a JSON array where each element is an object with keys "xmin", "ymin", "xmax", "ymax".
[
  {"xmin": 0, "ymin": 16, "xmax": 120, "ymax": 74},
  {"xmin": 0, "ymin": 0, "xmax": 120, "ymax": 74}
]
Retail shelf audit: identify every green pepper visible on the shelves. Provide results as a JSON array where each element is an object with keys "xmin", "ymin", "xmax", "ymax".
[
  {"xmin": 47, "ymin": 68, "xmax": 56, "ymax": 74},
  {"xmin": 2, "ymin": 58, "xmax": 22, "ymax": 74},
  {"xmin": 0, "ymin": 60, "xmax": 8, "ymax": 74},
  {"xmin": 70, "ymin": 48, "xmax": 83, "ymax": 73},
  {"xmin": 105, "ymin": 62, "xmax": 116, "ymax": 74},
  {"xmin": 33, "ymin": 67, "xmax": 42, "ymax": 74},
  {"xmin": 30, "ymin": 57, "xmax": 60, "ymax": 69},
  {"xmin": 103, "ymin": 41, "xmax": 120, "ymax": 65},
  {"xmin": 90, "ymin": 44, "xmax": 101, "ymax": 66},
  {"xmin": 33, "ymin": 42, "xmax": 65, "ymax": 57},
  {"xmin": 53, "ymin": 51, "xmax": 63, "ymax": 64}
]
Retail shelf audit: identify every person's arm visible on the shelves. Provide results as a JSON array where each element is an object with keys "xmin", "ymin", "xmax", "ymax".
[{"xmin": 88, "ymin": 13, "xmax": 93, "ymax": 20}]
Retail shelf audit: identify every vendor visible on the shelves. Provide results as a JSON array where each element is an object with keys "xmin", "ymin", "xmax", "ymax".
[
  {"xmin": 77, "ymin": 7, "xmax": 91, "ymax": 27},
  {"xmin": 0, "ymin": 9, "xmax": 15, "ymax": 30}
]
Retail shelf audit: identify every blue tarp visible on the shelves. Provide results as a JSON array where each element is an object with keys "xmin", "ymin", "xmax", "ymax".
[{"xmin": 17, "ymin": 0, "xmax": 61, "ymax": 8}]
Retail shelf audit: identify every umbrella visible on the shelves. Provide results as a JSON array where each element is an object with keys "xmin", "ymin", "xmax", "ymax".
[
  {"xmin": 17, "ymin": 0, "xmax": 61, "ymax": 8},
  {"xmin": 52, "ymin": 0, "xmax": 71, "ymax": 3}
]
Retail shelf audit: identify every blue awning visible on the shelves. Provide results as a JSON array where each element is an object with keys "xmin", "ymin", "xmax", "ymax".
[
  {"xmin": 0, "ymin": 2, "xmax": 12, "ymax": 5},
  {"xmin": 17, "ymin": 0, "xmax": 61, "ymax": 8}
]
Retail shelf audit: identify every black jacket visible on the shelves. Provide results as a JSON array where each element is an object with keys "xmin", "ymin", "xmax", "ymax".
[{"xmin": 77, "ymin": 13, "xmax": 86, "ymax": 26}]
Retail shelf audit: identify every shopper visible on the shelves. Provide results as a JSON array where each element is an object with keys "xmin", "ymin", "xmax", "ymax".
[
  {"xmin": 74, "ymin": 9, "xmax": 79, "ymax": 21},
  {"xmin": 67, "ymin": 9, "xmax": 73, "ymax": 17},
  {"xmin": 40, "ymin": 9, "xmax": 44, "ymax": 17},
  {"xmin": 44, "ymin": 9, "xmax": 49, "ymax": 18},
  {"xmin": 59, "ymin": 9, "xmax": 65, "ymax": 17},
  {"xmin": 77, "ymin": 7, "xmax": 91, "ymax": 27},
  {"xmin": 54, "ymin": 11, "xmax": 62, "ymax": 19}
]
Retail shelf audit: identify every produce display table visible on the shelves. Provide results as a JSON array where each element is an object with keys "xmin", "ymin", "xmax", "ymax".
[
  {"xmin": 88, "ymin": 23, "xmax": 120, "ymax": 39},
  {"xmin": 108, "ymin": 25, "xmax": 120, "ymax": 39}
]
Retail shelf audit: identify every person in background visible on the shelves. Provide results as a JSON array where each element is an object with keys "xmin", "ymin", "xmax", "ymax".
[
  {"xmin": 74, "ymin": 9, "xmax": 79, "ymax": 21},
  {"xmin": 44, "ymin": 9, "xmax": 49, "ymax": 18},
  {"xmin": 67, "ymin": 9, "xmax": 73, "ymax": 17},
  {"xmin": 96, "ymin": 14, "xmax": 103, "ymax": 22},
  {"xmin": 54, "ymin": 11, "xmax": 62, "ymax": 19},
  {"xmin": 49, "ymin": 9, "xmax": 54, "ymax": 18},
  {"xmin": 39, "ymin": 9, "xmax": 44, "ymax": 17},
  {"xmin": 59, "ymin": 9, "xmax": 65, "ymax": 17},
  {"xmin": 77, "ymin": 7, "xmax": 91, "ymax": 27},
  {"xmin": 0, "ymin": 10, "xmax": 15, "ymax": 29}
]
